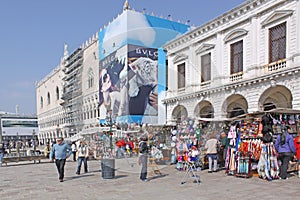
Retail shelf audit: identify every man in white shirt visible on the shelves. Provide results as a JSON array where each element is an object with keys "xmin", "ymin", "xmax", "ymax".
[{"xmin": 205, "ymin": 133, "xmax": 219, "ymax": 173}]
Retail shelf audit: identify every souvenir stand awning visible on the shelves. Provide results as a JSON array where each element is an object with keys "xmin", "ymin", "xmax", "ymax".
[{"xmin": 266, "ymin": 108, "xmax": 300, "ymax": 114}]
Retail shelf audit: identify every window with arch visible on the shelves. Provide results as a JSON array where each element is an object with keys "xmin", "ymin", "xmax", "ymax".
[
  {"xmin": 40, "ymin": 97, "xmax": 43, "ymax": 108},
  {"xmin": 56, "ymin": 86, "xmax": 59, "ymax": 100},
  {"xmin": 47, "ymin": 92, "xmax": 51, "ymax": 105},
  {"xmin": 88, "ymin": 69, "xmax": 94, "ymax": 89}
]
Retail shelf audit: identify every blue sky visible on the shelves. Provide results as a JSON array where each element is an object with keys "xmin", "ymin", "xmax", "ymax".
[{"xmin": 0, "ymin": 0, "xmax": 246, "ymax": 115}]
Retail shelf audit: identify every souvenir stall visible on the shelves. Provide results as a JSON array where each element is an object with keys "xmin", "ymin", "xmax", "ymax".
[
  {"xmin": 224, "ymin": 115, "xmax": 280, "ymax": 179},
  {"xmin": 197, "ymin": 118, "xmax": 231, "ymax": 169},
  {"xmin": 266, "ymin": 108, "xmax": 300, "ymax": 173},
  {"xmin": 267, "ymin": 108, "xmax": 300, "ymax": 138},
  {"xmin": 224, "ymin": 108, "xmax": 300, "ymax": 180},
  {"xmin": 172, "ymin": 118, "xmax": 199, "ymax": 170},
  {"xmin": 173, "ymin": 117, "xmax": 229, "ymax": 170}
]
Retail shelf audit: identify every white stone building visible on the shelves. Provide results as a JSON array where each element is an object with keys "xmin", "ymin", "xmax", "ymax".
[
  {"xmin": 163, "ymin": 0, "xmax": 300, "ymax": 124},
  {"xmin": 36, "ymin": 38, "xmax": 100, "ymax": 144}
]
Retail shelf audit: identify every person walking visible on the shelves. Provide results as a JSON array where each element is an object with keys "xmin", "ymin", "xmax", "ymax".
[
  {"xmin": 293, "ymin": 130, "xmax": 300, "ymax": 178},
  {"xmin": 275, "ymin": 125, "xmax": 296, "ymax": 180},
  {"xmin": 0, "ymin": 143, "xmax": 6, "ymax": 167},
  {"xmin": 205, "ymin": 133, "xmax": 219, "ymax": 173},
  {"xmin": 76, "ymin": 140, "xmax": 89, "ymax": 175},
  {"xmin": 71, "ymin": 142, "xmax": 77, "ymax": 162},
  {"xmin": 49, "ymin": 137, "xmax": 72, "ymax": 182},
  {"xmin": 116, "ymin": 138, "xmax": 123, "ymax": 159},
  {"xmin": 138, "ymin": 136, "xmax": 149, "ymax": 182},
  {"xmin": 126, "ymin": 139, "xmax": 134, "ymax": 157}
]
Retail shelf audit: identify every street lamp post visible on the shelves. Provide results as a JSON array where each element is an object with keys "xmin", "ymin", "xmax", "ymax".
[
  {"xmin": 16, "ymin": 132, "xmax": 20, "ymax": 155},
  {"xmin": 32, "ymin": 130, "xmax": 36, "ymax": 155},
  {"xmin": 108, "ymin": 109, "xmax": 113, "ymax": 152}
]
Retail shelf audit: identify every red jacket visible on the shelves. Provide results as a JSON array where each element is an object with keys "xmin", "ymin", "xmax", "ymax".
[
  {"xmin": 294, "ymin": 136, "xmax": 300, "ymax": 159},
  {"xmin": 121, "ymin": 139, "xmax": 126, "ymax": 147},
  {"xmin": 116, "ymin": 140, "xmax": 122, "ymax": 148},
  {"xmin": 127, "ymin": 141, "xmax": 134, "ymax": 149}
]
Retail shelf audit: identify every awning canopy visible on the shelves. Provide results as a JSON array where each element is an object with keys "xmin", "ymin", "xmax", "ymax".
[
  {"xmin": 197, "ymin": 108, "xmax": 300, "ymax": 122},
  {"xmin": 266, "ymin": 108, "xmax": 300, "ymax": 114}
]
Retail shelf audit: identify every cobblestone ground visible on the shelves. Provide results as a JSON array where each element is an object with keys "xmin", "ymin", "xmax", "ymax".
[{"xmin": 0, "ymin": 158, "xmax": 299, "ymax": 200}]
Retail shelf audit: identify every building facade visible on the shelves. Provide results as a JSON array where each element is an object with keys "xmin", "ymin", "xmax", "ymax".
[
  {"xmin": 35, "ymin": 1, "xmax": 190, "ymax": 143},
  {"xmin": 163, "ymin": 0, "xmax": 300, "ymax": 124},
  {"xmin": 36, "ymin": 39, "xmax": 100, "ymax": 144}
]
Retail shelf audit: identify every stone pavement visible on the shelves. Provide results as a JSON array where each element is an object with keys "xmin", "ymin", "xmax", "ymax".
[{"xmin": 0, "ymin": 157, "xmax": 299, "ymax": 200}]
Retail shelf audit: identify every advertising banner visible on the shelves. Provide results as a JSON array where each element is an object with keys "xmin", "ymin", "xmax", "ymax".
[{"xmin": 99, "ymin": 44, "xmax": 160, "ymax": 124}]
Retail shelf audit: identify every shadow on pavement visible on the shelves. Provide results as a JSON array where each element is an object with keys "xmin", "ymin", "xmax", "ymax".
[
  {"xmin": 148, "ymin": 174, "xmax": 169, "ymax": 181},
  {"xmin": 66, "ymin": 174, "xmax": 96, "ymax": 181}
]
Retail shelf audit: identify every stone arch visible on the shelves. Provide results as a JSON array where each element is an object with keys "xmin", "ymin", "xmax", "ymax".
[
  {"xmin": 194, "ymin": 100, "xmax": 214, "ymax": 118},
  {"xmin": 222, "ymin": 94, "xmax": 248, "ymax": 118},
  {"xmin": 258, "ymin": 85, "xmax": 292, "ymax": 111},
  {"xmin": 171, "ymin": 105, "xmax": 188, "ymax": 123}
]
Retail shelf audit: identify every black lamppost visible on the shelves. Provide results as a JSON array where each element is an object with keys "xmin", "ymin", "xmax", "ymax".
[
  {"xmin": 108, "ymin": 109, "xmax": 113, "ymax": 151},
  {"xmin": 32, "ymin": 129, "xmax": 36, "ymax": 154}
]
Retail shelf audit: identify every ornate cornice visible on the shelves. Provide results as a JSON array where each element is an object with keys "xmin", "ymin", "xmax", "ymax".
[
  {"xmin": 261, "ymin": 10, "xmax": 294, "ymax": 27},
  {"xmin": 163, "ymin": 0, "xmax": 289, "ymax": 52},
  {"xmin": 173, "ymin": 54, "xmax": 188, "ymax": 64},
  {"xmin": 195, "ymin": 43, "xmax": 215, "ymax": 54},
  {"xmin": 224, "ymin": 28, "xmax": 248, "ymax": 43}
]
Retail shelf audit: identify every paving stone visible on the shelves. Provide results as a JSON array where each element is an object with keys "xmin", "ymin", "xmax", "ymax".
[{"xmin": 0, "ymin": 158, "xmax": 299, "ymax": 200}]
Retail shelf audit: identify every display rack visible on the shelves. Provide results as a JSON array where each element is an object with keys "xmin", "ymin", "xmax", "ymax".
[{"xmin": 180, "ymin": 160, "xmax": 201, "ymax": 185}]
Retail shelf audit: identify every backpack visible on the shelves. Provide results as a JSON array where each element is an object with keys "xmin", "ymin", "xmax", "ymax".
[
  {"xmin": 139, "ymin": 141, "xmax": 148, "ymax": 154},
  {"xmin": 262, "ymin": 131, "xmax": 273, "ymax": 143}
]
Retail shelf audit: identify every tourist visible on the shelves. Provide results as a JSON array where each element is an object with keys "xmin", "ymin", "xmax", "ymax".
[
  {"xmin": 71, "ymin": 141, "xmax": 77, "ymax": 162},
  {"xmin": 138, "ymin": 135, "xmax": 149, "ymax": 182},
  {"xmin": 44, "ymin": 143, "xmax": 51, "ymax": 159},
  {"xmin": 205, "ymin": 133, "xmax": 219, "ymax": 173},
  {"xmin": 0, "ymin": 143, "xmax": 6, "ymax": 167},
  {"xmin": 275, "ymin": 125, "xmax": 296, "ymax": 180},
  {"xmin": 76, "ymin": 140, "xmax": 89, "ymax": 175},
  {"xmin": 219, "ymin": 132, "xmax": 230, "ymax": 167},
  {"xmin": 49, "ymin": 137, "xmax": 72, "ymax": 182}
]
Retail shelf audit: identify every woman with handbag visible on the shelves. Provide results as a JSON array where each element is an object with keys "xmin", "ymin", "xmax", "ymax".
[{"xmin": 275, "ymin": 125, "xmax": 296, "ymax": 180}]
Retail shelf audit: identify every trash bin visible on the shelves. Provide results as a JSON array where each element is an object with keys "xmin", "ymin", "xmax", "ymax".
[
  {"xmin": 101, "ymin": 159, "xmax": 115, "ymax": 179},
  {"xmin": 162, "ymin": 149, "xmax": 171, "ymax": 164}
]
